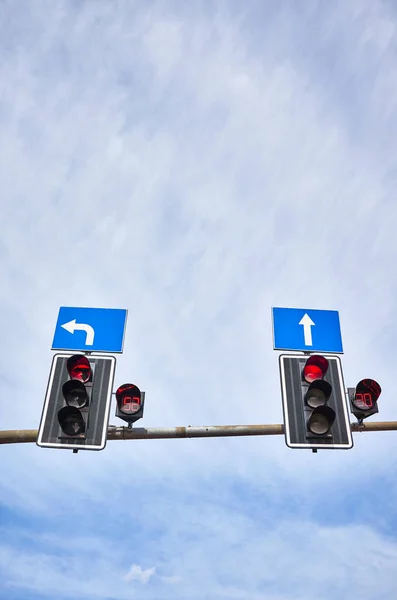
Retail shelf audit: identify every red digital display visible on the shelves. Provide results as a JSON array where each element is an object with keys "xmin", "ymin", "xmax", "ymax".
[
  {"xmin": 121, "ymin": 396, "xmax": 141, "ymax": 413},
  {"xmin": 355, "ymin": 393, "xmax": 373, "ymax": 409},
  {"xmin": 353, "ymin": 379, "xmax": 381, "ymax": 411},
  {"xmin": 303, "ymin": 355, "xmax": 329, "ymax": 383},
  {"xmin": 67, "ymin": 354, "xmax": 92, "ymax": 383},
  {"xmin": 116, "ymin": 384, "xmax": 141, "ymax": 415}
]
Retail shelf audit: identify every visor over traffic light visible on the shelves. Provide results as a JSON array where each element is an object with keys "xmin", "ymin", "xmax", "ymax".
[
  {"xmin": 66, "ymin": 354, "xmax": 92, "ymax": 383},
  {"xmin": 307, "ymin": 405, "xmax": 336, "ymax": 435},
  {"xmin": 58, "ymin": 406, "xmax": 86, "ymax": 436},
  {"xmin": 303, "ymin": 355, "xmax": 329, "ymax": 383},
  {"xmin": 116, "ymin": 384, "xmax": 141, "ymax": 415}
]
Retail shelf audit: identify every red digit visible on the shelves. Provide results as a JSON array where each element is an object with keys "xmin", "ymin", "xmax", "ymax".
[
  {"xmin": 355, "ymin": 393, "xmax": 365, "ymax": 408},
  {"xmin": 123, "ymin": 396, "xmax": 132, "ymax": 411},
  {"xmin": 355, "ymin": 393, "xmax": 372, "ymax": 409},
  {"xmin": 363, "ymin": 393, "xmax": 373, "ymax": 408},
  {"xmin": 122, "ymin": 396, "xmax": 140, "ymax": 412}
]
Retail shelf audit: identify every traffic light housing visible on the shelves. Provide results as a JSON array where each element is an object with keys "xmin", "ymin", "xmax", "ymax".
[
  {"xmin": 348, "ymin": 379, "xmax": 381, "ymax": 422},
  {"xmin": 279, "ymin": 353, "xmax": 353, "ymax": 449},
  {"xmin": 37, "ymin": 353, "xmax": 116, "ymax": 450},
  {"xmin": 115, "ymin": 383, "xmax": 145, "ymax": 424}
]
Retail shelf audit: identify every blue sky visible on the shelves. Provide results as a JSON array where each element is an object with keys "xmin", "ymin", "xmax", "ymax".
[{"xmin": 1, "ymin": 0, "xmax": 397, "ymax": 598}]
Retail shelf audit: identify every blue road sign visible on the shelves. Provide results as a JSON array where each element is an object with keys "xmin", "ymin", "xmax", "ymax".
[
  {"xmin": 52, "ymin": 307, "xmax": 127, "ymax": 353},
  {"xmin": 272, "ymin": 307, "xmax": 343, "ymax": 353}
]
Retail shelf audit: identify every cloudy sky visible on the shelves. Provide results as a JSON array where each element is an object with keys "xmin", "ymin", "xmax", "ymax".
[{"xmin": 1, "ymin": 0, "xmax": 397, "ymax": 598}]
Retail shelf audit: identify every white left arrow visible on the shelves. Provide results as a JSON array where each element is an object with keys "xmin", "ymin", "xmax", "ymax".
[
  {"xmin": 61, "ymin": 319, "xmax": 95, "ymax": 346},
  {"xmin": 299, "ymin": 313, "xmax": 315, "ymax": 346}
]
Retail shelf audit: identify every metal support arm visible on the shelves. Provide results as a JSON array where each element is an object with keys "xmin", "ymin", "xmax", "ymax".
[{"xmin": 0, "ymin": 421, "xmax": 396, "ymax": 445}]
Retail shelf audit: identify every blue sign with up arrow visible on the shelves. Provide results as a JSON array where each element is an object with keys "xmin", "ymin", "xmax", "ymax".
[
  {"xmin": 272, "ymin": 307, "xmax": 343, "ymax": 353},
  {"xmin": 52, "ymin": 306, "xmax": 128, "ymax": 353}
]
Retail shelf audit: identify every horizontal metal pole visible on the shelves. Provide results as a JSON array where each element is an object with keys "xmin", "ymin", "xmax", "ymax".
[
  {"xmin": 109, "ymin": 423, "xmax": 284, "ymax": 440},
  {"xmin": 0, "ymin": 429, "xmax": 38, "ymax": 444},
  {"xmin": 0, "ymin": 421, "xmax": 396, "ymax": 445}
]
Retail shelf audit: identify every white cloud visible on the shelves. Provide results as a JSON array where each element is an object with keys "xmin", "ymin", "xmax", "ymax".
[{"xmin": 123, "ymin": 564, "xmax": 156, "ymax": 584}]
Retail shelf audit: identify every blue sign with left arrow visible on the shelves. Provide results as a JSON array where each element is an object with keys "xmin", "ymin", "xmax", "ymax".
[
  {"xmin": 52, "ymin": 307, "xmax": 128, "ymax": 353},
  {"xmin": 272, "ymin": 307, "xmax": 343, "ymax": 353}
]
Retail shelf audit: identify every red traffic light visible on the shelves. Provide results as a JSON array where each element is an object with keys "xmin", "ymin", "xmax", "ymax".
[
  {"xmin": 66, "ymin": 354, "xmax": 92, "ymax": 383},
  {"xmin": 303, "ymin": 355, "xmax": 329, "ymax": 383},
  {"xmin": 352, "ymin": 379, "xmax": 381, "ymax": 411},
  {"xmin": 116, "ymin": 384, "xmax": 141, "ymax": 415}
]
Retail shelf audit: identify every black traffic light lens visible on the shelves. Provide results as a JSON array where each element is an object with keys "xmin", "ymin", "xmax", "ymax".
[
  {"xmin": 305, "ymin": 380, "xmax": 332, "ymax": 408},
  {"xmin": 308, "ymin": 406, "xmax": 335, "ymax": 435},
  {"xmin": 67, "ymin": 354, "xmax": 92, "ymax": 383},
  {"xmin": 116, "ymin": 383, "xmax": 141, "ymax": 415},
  {"xmin": 352, "ymin": 379, "xmax": 381, "ymax": 410},
  {"xmin": 58, "ymin": 406, "xmax": 86, "ymax": 436},
  {"xmin": 303, "ymin": 355, "xmax": 329, "ymax": 383},
  {"xmin": 62, "ymin": 379, "xmax": 89, "ymax": 408}
]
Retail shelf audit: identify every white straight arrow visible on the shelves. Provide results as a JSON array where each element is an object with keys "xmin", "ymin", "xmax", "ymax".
[
  {"xmin": 61, "ymin": 319, "xmax": 95, "ymax": 346},
  {"xmin": 299, "ymin": 313, "xmax": 315, "ymax": 346}
]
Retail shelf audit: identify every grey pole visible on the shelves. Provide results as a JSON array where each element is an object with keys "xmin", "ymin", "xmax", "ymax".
[{"xmin": 0, "ymin": 421, "xmax": 396, "ymax": 445}]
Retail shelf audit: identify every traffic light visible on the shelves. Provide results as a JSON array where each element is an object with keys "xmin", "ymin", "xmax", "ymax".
[
  {"xmin": 115, "ymin": 383, "xmax": 145, "ymax": 424},
  {"xmin": 37, "ymin": 353, "xmax": 116, "ymax": 450},
  {"xmin": 348, "ymin": 379, "xmax": 381, "ymax": 422},
  {"xmin": 279, "ymin": 353, "xmax": 353, "ymax": 449}
]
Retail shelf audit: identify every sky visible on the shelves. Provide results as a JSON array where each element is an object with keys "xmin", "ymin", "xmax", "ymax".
[{"xmin": 1, "ymin": 0, "xmax": 397, "ymax": 598}]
